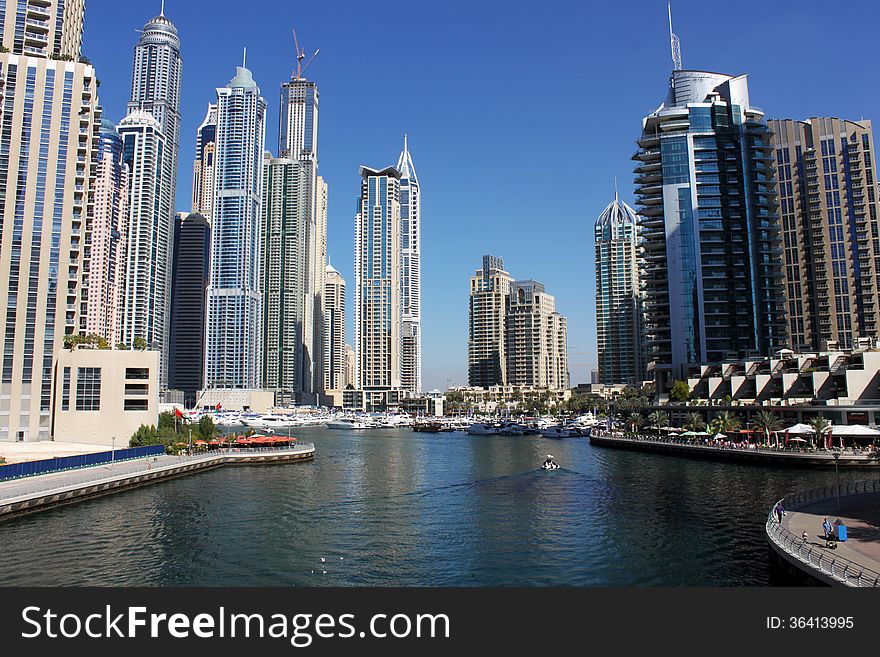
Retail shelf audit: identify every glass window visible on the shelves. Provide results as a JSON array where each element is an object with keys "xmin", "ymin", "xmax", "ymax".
[{"xmin": 76, "ymin": 368, "xmax": 101, "ymax": 412}]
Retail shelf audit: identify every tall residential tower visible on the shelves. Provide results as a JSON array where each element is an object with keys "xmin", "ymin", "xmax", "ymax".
[
  {"xmin": 468, "ymin": 256, "xmax": 512, "ymax": 388},
  {"xmin": 0, "ymin": 0, "xmax": 101, "ymax": 440},
  {"xmin": 397, "ymin": 136, "xmax": 422, "ymax": 394},
  {"xmin": 595, "ymin": 194, "xmax": 645, "ymax": 385},
  {"xmin": 205, "ymin": 64, "xmax": 267, "ymax": 390},
  {"xmin": 633, "ymin": 69, "xmax": 786, "ymax": 388},
  {"xmin": 770, "ymin": 118, "xmax": 880, "ymax": 351}
]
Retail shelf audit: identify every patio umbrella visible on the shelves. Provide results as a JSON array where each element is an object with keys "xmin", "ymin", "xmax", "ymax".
[
  {"xmin": 784, "ymin": 423, "xmax": 815, "ymax": 434},
  {"xmin": 827, "ymin": 425, "xmax": 880, "ymax": 436}
]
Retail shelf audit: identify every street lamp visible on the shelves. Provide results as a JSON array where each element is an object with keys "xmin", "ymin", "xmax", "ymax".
[{"xmin": 832, "ymin": 449, "xmax": 841, "ymax": 515}]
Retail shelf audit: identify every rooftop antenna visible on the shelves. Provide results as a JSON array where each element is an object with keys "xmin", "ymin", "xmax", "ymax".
[
  {"xmin": 668, "ymin": 3, "xmax": 683, "ymax": 71},
  {"xmin": 292, "ymin": 28, "xmax": 320, "ymax": 79},
  {"xmin": 243, "ymin": 47, "xmax": 247, "ymax": 69},
  {"xmin": 614, "ymin": 177, "xmax": 619, "ymax": 200},
  {"xmin": 160, "ymin": 0, "xmax": 165, "ymax": 17}
]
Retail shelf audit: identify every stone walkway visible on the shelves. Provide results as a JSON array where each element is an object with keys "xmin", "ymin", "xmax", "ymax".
[{"xmin": 780, "ymin": 493, "xmax": 880, "ymax": 577}]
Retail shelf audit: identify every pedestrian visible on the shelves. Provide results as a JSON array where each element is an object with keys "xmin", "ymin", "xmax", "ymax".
[
  {"xmin": 822, "ymin": 518, "xmax": 832, "ymax": 539},
  {"xmin": 801, "ymin": 531, "xmax": 808, "ymax": 543},
  {"xmin": 775, "ymin": 503, "xmax": 786, "ymax": 523}
]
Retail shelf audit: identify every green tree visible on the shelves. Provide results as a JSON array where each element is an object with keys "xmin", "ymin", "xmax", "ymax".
[
  {"xmin": 197, "ymin": 415, "xmax": 217, "ymax": 440},
  {"xmin": 683, "ymin": 412, "xmax": 706, "ymax": 433},
  {"xmin": 670, "ymin": 380, "xmax": 691, "ymax": 404},
  {"xmin": 808, "ymin": 416, "xmax": 832, "ymax": 449},
  {"xmin": 628, "ymin": 413, "xmax": 644, "ymax": 434},
  {"xmin": 133, "ymin": 337, "xmax": 148, "ymax": 350},
  {"xmin": 710, "ymin": 410, "xmax": 741, "ymax": 436},
  {"xmin": 647, "ymin": 411, "xmax": 669, "ymax": 436},
  {"xmin": 752, "ymin": 411, "xmax": 783, "ymax": 446}
]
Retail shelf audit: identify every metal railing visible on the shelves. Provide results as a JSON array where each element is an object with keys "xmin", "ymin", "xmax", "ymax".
[
  {"xmin": 0, "ymin": 444, "xmax": 315, "ymax": 505},
  {"xmin": 765, "ymin": 505, "xmax": 880, "ymax": 587}
]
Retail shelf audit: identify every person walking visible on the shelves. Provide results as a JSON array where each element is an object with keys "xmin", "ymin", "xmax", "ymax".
[
  {"xmin": 775, "ymin": 502, "xmax": 786, "ymax": 523},
  {"xmin": 822, "ymin": 518, "xmax": 832, "ymax": 539}
]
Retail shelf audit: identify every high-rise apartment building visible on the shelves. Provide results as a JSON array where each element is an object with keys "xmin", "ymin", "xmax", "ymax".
[
  {"xmin": 0, "ymin": 0, "xmax": 101, "ymax": 441},
  {"xmin": 83, "ymin": 119, "xmax": 128, "ymax": 344},
  {"xmin": 344, "ymin": 343, "xmax": 356, "ymax": 389},
  {"xmin": 595, "ymin": 194, "xmax": 645, "ymax": 385},
  {"xmin": 324, "ymin": 264, "xmax": 346, "ymax": 392},
  {"xmin": 397, "ymin": 136, "xmax": 422, "ymax": 394},
  {"xmin": 634, "ymin": 69, "xmax": 787, "ymax": 388},
  {"xmin": 168, "ymin": 213, "xmax": 210, "ymax": 408},
  {"xmin": 191, "ymin": 103, "xmax": 216, "ymax": 218},
  {"xmin": 279, "ymin": 67, "xmax": 326, "ymax": 394},
  {"xmin": 468, "ymin": 256, "xmax": 513, "ymax": 388},
  {"xmin": 260, "ymin": 154, "xmax": 310, "ymax": 395},
  {"xmin": 770, "ymin": 118, "xmax": 880, "ymax": 351},
  {"xmin": 354, "ymin": 166, "xmax": 402, "ymax": 392},
  {"xmin": 1, "ymin": 0, "xmax": 85, "ymax": 60},
  {"xmin": 205, "ymin": 65, "xmax": 267, "ymax": 390},
  {"xmin": 125, "ymin": 9, "xmax": 182, "ymax": 388},
  {"xmin": 506, "ymin": 281, "xmax": 569, "ymax": 390},
  {"xmin": 117, "ymin": 110, "xmax": 171, "ymax": 361}
]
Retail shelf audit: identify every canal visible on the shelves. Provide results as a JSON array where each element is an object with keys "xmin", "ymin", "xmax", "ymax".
[{"xmin": 0, "ymin": 428, "xmax": 865, "ymax": 586}]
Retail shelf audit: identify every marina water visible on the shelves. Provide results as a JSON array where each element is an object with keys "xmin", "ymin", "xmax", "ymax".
[{"xmin": 0, "ymin": 428, "xmax": 861, "ymax": 586}]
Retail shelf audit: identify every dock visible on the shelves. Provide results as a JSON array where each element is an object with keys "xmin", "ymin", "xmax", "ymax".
[
  {"xmin": 0, "ymin": 444, "xmax": 315, "ymax": 521},
  {"xmin": 589, "ymin": 433, "xmax": 880, "ymax": 467}
]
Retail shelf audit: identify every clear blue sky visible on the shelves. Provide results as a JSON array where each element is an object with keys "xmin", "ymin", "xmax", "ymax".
[{"xmin": 85, "ymin": 0, "xmax": 880, "ymax": 391}]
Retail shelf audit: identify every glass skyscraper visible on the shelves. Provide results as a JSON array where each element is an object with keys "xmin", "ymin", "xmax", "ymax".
[
  {"xmin": 595, "ymin": 194, "xmax": 645, "ymax": 386},
  {"xmin": 205, "ymin": 65, "xmax": 267, "ymax": 390},
  {"xmin": 397, "ymin": 136, "xmax": 422, "ymax": 395},
  {"xmin": 634, "ymin": 70, "xmax": 787, "ymax": 389}
]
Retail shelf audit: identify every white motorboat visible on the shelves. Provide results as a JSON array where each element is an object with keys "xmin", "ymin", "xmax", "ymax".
[
  {"xmin": 540, "ymin": 425, "xmax": 581, "ymax": 439},
  {"xmin": 326, "ymin": 417, "xmax": 370, "ymax": 430},
  {"xmin": 466, "ymin": 423, "xmax": 501, "ymax": 435}
]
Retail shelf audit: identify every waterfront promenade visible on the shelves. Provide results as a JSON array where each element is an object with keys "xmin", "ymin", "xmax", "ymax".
[
  {"xmin": 766, "ymin": 480, "xmax": 880, "ymax": 587},
  {"xmin": 0, "ymin": 445, "xmax": 315, "ymax": 521},
  {"xmin": 590, "ymin": 432, "xmax": 880, "ymax": 467}
]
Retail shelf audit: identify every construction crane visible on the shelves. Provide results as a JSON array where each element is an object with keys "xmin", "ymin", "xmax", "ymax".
[{"xmin": 292, "ymin": 29, "xmax": 320, "ymax": 79}]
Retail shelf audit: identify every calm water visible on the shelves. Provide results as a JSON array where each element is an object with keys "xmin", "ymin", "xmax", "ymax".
[{"xmin": 0, "ymin": 428, "xmax": 864, "ymax": 586}]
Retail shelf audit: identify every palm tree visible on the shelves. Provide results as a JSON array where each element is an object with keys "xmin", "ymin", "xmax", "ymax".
[
  {"xmin": 647, "ymin": 411, "xmax": 669, "ymax": 437},
  {"xmin": 628, "ymin": 413, "xmax": 644, "ymax": 434},
  {"xmin": 809, "ymin": 416, "xmax": 832, "ymax": 450},
  {"xmin": 710, "ymin": 411, "xmax": 741, "ymax": 437},
  {"xmin": 683, "ymin": 412, "xmax": 706, "ymax": 433},
  {"xmin": 751, "ymin": 411, "xmax": 783, "ymax": 447}
]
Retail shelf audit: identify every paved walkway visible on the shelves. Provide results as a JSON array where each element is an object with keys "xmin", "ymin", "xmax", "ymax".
[
  {"xmin": 0, "ymin": 452, "xmax": 216, "ymax": 502},
  {"xmin": 780, "ymin": 493, "xmax": 880, "ymax": 577}
]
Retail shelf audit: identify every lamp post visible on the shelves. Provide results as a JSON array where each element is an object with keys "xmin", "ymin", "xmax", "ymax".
[{"xmin": 832, "ymin": 449, "xmax": 841, "ymax": 515}]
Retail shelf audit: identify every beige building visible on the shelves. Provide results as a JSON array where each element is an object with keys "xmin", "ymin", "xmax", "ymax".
[
  {"xmin": 53, "ymin": 348, "xmax": 159, "ymax": 447},
  {"xmin": 0, "ymin": 2, "xmax": 101, "ymax": 442},
  {"xmin": 449, "ymin": 385, "xmax": 572, "ymax": 414},
  {"xmin": 770, "ymin": 118, "xmax": 880, "ymax": 353},
  {"xmin": 506, "ymin": 281, "xmax": 569, "ymax": 390},
  {"xmin": 323, "ymin": 264, "xmax": 346, "ymax": 392},
  {"xmin": 468, "ymin": 256, "xmax": 513, "ymax": 387},
  {"xmin": 344, "ymin": 343, "xmax": 356, "ymax": 389},
  {"xmin": 196, "ymin": 388, "xmax": 275, "ymax": 413}
]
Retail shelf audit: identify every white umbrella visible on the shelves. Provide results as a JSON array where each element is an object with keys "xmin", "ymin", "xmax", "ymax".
[
  {"xmin": 828, "ymin": 425, "xmax": 880, "ymax": 437},
  {"xmin": 784, "ymin": 423, "xmax": 816, "ymax": 434}
]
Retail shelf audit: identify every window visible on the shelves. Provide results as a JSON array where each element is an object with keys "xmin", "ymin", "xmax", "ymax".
[
  {"xmin": 76, "ymin": 368, "xmax": 101, "ymax": 411},
  {"xmin": 61, "ymin": 367, "xmax": 71, "ymax": 411},
  {"xmin": 126, "ymin": 368, "xmax": 149, "ymax": 380},
  {"xmin": 124, "ymin": 399, "xmax": 149, "ymax": 412}
]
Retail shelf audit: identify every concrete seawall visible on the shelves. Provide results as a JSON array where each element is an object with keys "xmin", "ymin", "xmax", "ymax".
[
  {"xmin": 0, "ymin": 446, "xmax": 315, "ymax": 521},
  {"xmin": 589, "ymin": 434, "xmax": 880, "ymax": 468}
]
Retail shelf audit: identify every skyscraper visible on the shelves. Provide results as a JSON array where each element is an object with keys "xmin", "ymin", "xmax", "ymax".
[
  {"xmin": 595, "ymin": 194, "xmax": 645, "ymax": 385},
  {"xmin": 168, "ymin": 213, "xmax": 210, "ymax": 408},
  {"xmin": 506, "ymin": 280, "xmax": 569, "ymax": 390},
  {"xmin": 354, "ymin": 166, "xmax": 402, "ymax": 393},
  {"xmin": 126, "ymin": 9, "xmax": 182, "ymax": 388},
  {"xmin": 261, "ymin": 154, "xmax": 310, "ymax": 396},
  {"xmin": 633, "ymin": 69, "xmax": 787, "ymax": 388},
  {"xmin": 770, "ymin": 118, "xmax": 880, "ymax": 351},
  {"xmin": 205, "ymin": 64, "xmax": 267, "ymax": 390},
  {"xmin": 397, "ymin": 136, "xmax": 422, "ymax": 394},
  {"xmin": 279, "ymin": 54, "xmax": 326, "ymax": 394},
  {"xmin": 0, "ymin": 0, "xmax": 101, "ymax": 441},
  {"xmin": 191, "ymin": 103, "xmax": 217, "ymax": 218},
  {"xmin": 324, "ymin": 264, "xmax": 346, "ymax": 392},
  {"xmin": 468, "ymin": 256, "xmax": 512, "ymax": 388},
  {"xmin": 117, "ymin": 110, "xmax": 171, "ymax": 362},
  {"xmin": 84, "ymin": 119, "xmax": 128, "ymax": 345}
]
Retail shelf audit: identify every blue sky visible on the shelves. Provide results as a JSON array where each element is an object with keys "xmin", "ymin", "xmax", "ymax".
[{"xmin": 84, "ymin": 0, "xmax": 880, "ymax": 391}]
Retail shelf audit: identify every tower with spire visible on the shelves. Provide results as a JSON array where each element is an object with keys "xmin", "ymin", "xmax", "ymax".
[
  {"xmin": 125, "ymin": 5, "xmax": 183, "ymax": 388},
  {"xmin": 594, "ymin": 192, "xmax": 646, "ymax": 386},
  {"xmin": 397, "ymin": 135, "xmax": 422, "ymax": 394}
]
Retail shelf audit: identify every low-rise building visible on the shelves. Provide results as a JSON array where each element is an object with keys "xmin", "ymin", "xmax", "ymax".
[
  {"xmin": 53, "ymin": 348, "xmax": 160, "ymax": 447},
  {"xmin": 448, "ymin": 385, "xmax": 571, "ymax": 414},
  {"xmin": 195, "ymin": 389, "xmax": 275, "ymax": 413},
  {"xmin": 343, "ymin": 388, "xmax": 407, "ymax": 412}
]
